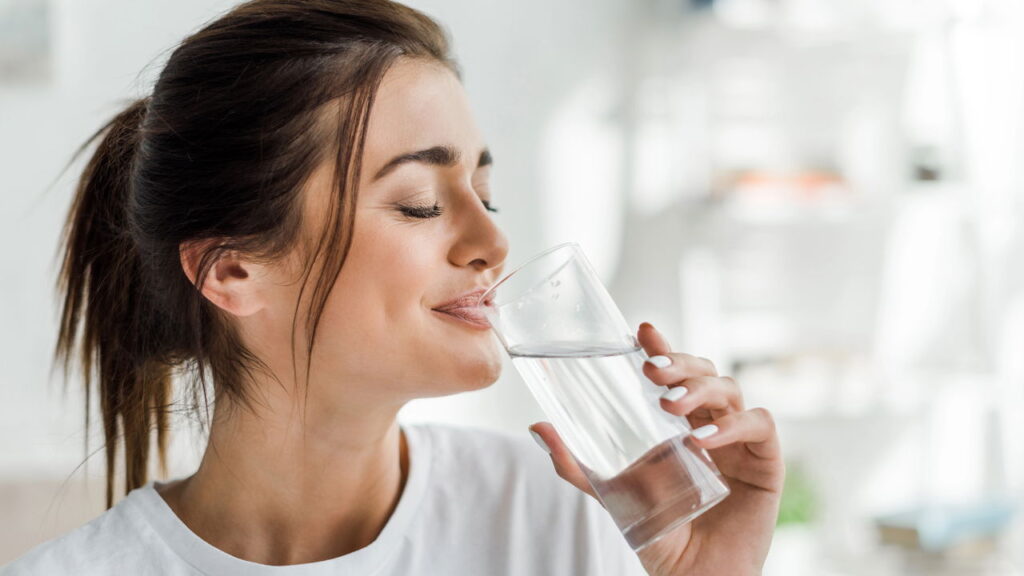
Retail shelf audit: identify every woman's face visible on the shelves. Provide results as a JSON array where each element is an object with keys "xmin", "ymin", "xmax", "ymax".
[{"xmin": 257, "ymin": 58, "xmax": 509, "ymax": 413}]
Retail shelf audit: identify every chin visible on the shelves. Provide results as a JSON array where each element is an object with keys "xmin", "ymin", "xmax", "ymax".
[
  {"xmin": 415, "ymin": 331, "xmax": 505, "ymax": 394},
  {"xmin": 424, "ymin": 358, "xmax": 503, "ymax": 397},
  {"xmin": 458, "ymin": 354, "xmax": 504, "ymax": 390},
  {"xmin": 449, "ymin": 336, "xmax": 504, "ymax": 385}
]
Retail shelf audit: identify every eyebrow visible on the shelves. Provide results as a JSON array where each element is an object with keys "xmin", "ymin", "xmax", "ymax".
[{"xmin": 372, "ymin": 145, "xmax": 493, "ymax": 182}]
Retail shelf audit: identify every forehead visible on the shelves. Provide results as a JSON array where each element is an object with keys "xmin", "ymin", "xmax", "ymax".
[{"xmin": 363, "ymin": 58, "xmax": 481, "ymax": 168}]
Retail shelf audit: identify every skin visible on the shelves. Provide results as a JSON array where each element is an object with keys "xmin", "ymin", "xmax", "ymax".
[
  {"xmin": 163, "ymin": 57, "xmax": 784, "ymax": 573},
  {"xmin": 164, "ymin": 57, "xmax": 509, "ymax": 565}
]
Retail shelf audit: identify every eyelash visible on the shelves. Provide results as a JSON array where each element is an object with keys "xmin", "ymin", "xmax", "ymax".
[{"xmin": 398, "ymin": 199, "xmax": 499, "ymax": 219}]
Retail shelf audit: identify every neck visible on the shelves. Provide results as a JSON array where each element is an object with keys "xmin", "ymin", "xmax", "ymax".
[{"xmin": 158, "ymin": 397, "xmax": 410, "ymax": 566}]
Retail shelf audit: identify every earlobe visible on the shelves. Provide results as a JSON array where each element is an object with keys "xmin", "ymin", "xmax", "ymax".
[{"xmin": 178, "ymin": 240, "xmax": 265, "ymax": 317}]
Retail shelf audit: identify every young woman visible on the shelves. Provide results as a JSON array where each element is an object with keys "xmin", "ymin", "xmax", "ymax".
[{"xmin": 3, "ymin": 1, "xmax": 783, "ymax": 574}]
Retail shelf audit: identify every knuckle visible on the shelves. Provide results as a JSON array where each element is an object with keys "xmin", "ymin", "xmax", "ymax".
[
  {"xmin": 720, "ymin": 375, "xmax": 743, "ymax": 400},
  {"xmin": 751, "ymin": 406, "xmax": 776, "ymax": 430},
  {"xmin": 683, "ymin": 375, "xmax": 714, "ymax": 391},
  {"xmin": 669, "ymin": 354, "xmax": 718, "ymax": 377},
  {"xmin": 676, "ymin": 352, "xmax": 701, "ymax": 368}
]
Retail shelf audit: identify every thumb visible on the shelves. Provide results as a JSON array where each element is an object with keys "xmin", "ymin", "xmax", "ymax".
[{"xmin": 529, "ymin": 422, "xmax": 601, "ymax": 504}]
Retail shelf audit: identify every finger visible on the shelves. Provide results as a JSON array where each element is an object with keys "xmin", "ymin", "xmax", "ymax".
[
  {"xmin": 658, "ymin": 375, "xmax": 743, "ymax": 418},
  {"xmin": 689, "ymin": 407, "xmax": 781, "ymax": 459},
  {"xmin": 637, "ymin": 322, "xmax": 719, "ymax": 382},
  {"xmin": 529, "ymin": 422, "xmax": 599, "ymax": 502},
  {"xmin": 637, "ymin": 322, "xmax": 672, "ymax": 357},
  {"xmin": 642, "ymin": 352, "xmax": 719, "ymax": 386}
]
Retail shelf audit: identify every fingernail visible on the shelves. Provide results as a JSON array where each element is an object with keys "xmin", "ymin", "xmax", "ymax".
[
  {"xmin": 646, "ymin": 355, "xmax": 672, "ymax": 369},
  {"xmin": 530, "ymin": 429, "xmax": 551, "ymax": 454},
  {"xmin": 661, "ymin": 386, "xmax": 688, "ymax": 402},
  {"xmin": 692, "ymin": 425, "xmax": 719, "ymax": 440}
]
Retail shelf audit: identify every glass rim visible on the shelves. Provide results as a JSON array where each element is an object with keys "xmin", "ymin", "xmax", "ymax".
[{"xmin": 478, "ymin": 241, "xmax": 580, "ymax": 307}]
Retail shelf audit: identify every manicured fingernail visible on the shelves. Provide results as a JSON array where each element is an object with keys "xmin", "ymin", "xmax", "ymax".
[
  {"xmin": 646, "ymin": 355, "xmax": 672, "ymax": 369},
  {"xmin": 530, "ymin": 429, "xmax": 551, "ymax": 453},
  {"xmin": 692, "ymin": 425, "xmax": 719, "ymax": 440},
  {"xmin": 661, "ymin": 386, "xmax": 688, "ymax": 402}
]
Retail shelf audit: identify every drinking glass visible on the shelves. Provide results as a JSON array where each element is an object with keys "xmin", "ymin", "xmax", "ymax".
[{"xmin": 479, "ymin": 242, "xmax": 731, "ymax": 552}]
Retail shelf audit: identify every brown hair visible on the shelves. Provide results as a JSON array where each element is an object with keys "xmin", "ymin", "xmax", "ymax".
[{"xmin": 54, "ymin": 0, "xmax": 460, "ymax": 508}]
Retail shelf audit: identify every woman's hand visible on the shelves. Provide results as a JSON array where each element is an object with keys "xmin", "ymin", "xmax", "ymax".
[{"xmin": 529, "ymin": 322, "xmax": 784, "ymax": 576}]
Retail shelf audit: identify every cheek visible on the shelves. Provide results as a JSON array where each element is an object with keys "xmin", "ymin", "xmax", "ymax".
[
  {"xmin": 309, "ymin": 221, "xmax": 504, "ymax": 391},
  {"xmin": 315, "ymin": 254, "xmax": 430, "ymax": 356},
  {"xmin": 314, "ymin": 290, "xmax": 504, "ymax": 394}
]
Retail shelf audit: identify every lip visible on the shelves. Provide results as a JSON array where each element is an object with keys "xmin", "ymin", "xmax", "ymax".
[
  {"xmin": 432, "ymin": 308, "xmax": 491, "ymax": 330},
  {"xmin": 432, "ymin": 287, "xmax": 492, "ymax": 311},
  {"xmin": 431, "ymin": 287, "xmax": 493, "ymax": 330}
]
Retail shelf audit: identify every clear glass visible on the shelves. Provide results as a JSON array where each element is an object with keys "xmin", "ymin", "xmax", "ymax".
[{"xmin": 479, "ymin": 242, "xmax": 731, "ymax": 552}]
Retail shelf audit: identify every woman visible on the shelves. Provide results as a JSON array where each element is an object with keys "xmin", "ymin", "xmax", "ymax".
[{"xmin": 3, "ymin": 1, "xmax": 783, "ymax": 574}]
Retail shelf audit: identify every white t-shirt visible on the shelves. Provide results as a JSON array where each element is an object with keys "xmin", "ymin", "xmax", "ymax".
[{"xmin": 2, "ymin": 422, "xmax": 650, "ymax": 575}]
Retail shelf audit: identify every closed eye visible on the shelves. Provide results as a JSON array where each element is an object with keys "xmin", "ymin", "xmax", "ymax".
[
  {"xmin": 397, "ymin": 198, "xmax": 499, "ymax": 219},
  {"xmin": 398, "ymin": 203, "xmax": 443, "ymax": 219}
]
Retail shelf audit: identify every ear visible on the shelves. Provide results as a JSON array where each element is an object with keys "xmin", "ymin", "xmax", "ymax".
[{"xmin": 179, "ymin": 239, "xmax": 267, "ymax": 317}]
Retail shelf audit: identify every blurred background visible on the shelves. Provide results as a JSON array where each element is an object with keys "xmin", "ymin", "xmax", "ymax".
[{"xmin": 2, "ymin": 0, "xmax": 1023, "ymax": 573}]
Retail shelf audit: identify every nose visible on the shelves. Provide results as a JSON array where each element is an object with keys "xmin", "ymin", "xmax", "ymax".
[{"xmin": 447, "ymin": 191, "xmax": 509, "ymax": 279}]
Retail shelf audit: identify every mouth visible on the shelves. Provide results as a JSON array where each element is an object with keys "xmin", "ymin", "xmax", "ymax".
[
  {"xmin": 431, "ymin": 306, "xmax": 491, "ymax": 330},
  {"xmin": 430, "ymin": 287, "xmax": 494, "ymax": 330}
]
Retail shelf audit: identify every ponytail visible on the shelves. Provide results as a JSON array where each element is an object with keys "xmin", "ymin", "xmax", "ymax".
[{"xmin": 55, "ymin": 97, "xmax": 171, "ymax": 508}]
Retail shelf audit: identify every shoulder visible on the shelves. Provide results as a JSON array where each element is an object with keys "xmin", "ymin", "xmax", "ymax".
[{"xmin": 1, "ymin": 490, "xmax": 174, "ymax": 576}]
